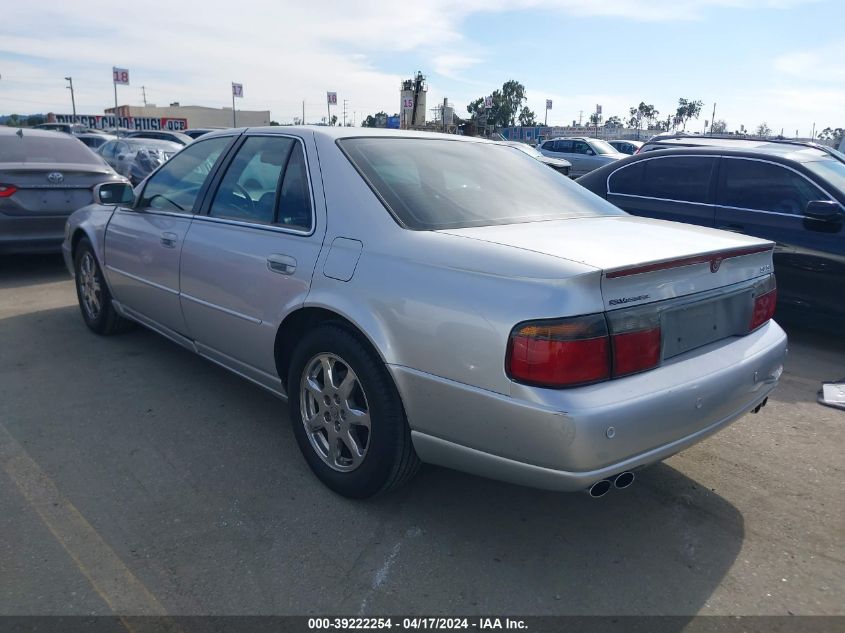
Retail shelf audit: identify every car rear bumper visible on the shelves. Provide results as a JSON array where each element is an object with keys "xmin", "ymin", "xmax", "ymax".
[
  {"xmin": 391, "ymin": 320, "xmax": 787, "ymax": 492},
  {"xmin": 0, "ymin": 214, "xmax": 67, "ymax": 254}
]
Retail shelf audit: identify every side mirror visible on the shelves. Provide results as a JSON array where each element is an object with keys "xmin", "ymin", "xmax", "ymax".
[
  {"xmin": 804, "ymin": 200, "xmax": 842, "ymax": 221},
  {"xmin": 95, "ymin": 182, "xmax": 135, "ymax": 206},
  {"xmin": 586, "ymin": 149, "xmax": 595, "ymax": 156}
]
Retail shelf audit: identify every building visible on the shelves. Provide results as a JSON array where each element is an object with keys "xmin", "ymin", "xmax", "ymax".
[
  {"xmin": 400, "ymin": 72, "xmax": 426, "ymax": 129},
  {"xmin": 104, "ymin": 103, "xmax": 271, "ymax": 128}
]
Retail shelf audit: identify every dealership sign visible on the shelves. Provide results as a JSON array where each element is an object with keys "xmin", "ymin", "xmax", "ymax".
[{"xmin": 51, "ymin": 113, "xmax": 188, "ymax": 131}]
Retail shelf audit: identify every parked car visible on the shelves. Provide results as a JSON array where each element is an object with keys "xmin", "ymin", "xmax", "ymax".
[
  {"xmin": 577, "ymin": 144, "xmax": 845, "ymax": 326},
  {"xmin": 0, "ymin": 128, "xmax": 125, "ymax": 254},
  {"xmin": 76, "ymin": 132, "xmax": 117, "ymax": 150},
  {"xmin": 500, "ymin": 141, "xmax": 571, "ymax": 176},
  {"xmin": 124, "ymin": 130, "xmax": 193, "ymax": 145},
  {"xmin": 63, "ymin": 128, "xmax": 786, "ymax": 498},
  {"xmin": 97, "ymin": 138, "xmax": 182, "ymax": 185},
  {"xmin": 607, "ymin": 139, "xmax": 643, "ymax": 155},
  {"xmin": 183, "ymin": 128, "xmax": 225, "ymax": 139},
  {"xmin": 537, "ymin": 137, "xmax": 627, "ymax": 177}
]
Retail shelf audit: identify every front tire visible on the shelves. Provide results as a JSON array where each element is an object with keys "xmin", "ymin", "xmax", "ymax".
[
  {"xmin": 74, "ymin": 238, "xmax": 133, "ymax": 335},
  {"xmin": 288, "ymin": 324, "xmax": 419, "ymax": 498}
]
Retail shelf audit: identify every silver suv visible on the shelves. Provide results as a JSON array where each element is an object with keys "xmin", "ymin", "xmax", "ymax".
[{"xmin": 537, "ymin": 137, "xmax": 626, "ymax": 177}]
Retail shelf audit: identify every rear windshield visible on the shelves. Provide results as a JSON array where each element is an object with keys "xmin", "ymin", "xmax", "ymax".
[
  {"xmin": 0, "ymin": 132, "xmax": 102, "ymax": 164},
  {"xmin": 339, "ymin": 138, "xmax": 624, "ymax": 230}
]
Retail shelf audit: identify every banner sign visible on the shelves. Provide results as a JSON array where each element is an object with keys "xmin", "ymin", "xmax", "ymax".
[
  {"xmin": 545, "ymin": 99, "xmax": 552, "ymax": 110},
  {"xmin": 596, "ymin": 104, "xmax": 602, "ymax": 115},
  {"xmin": 232, "ymin": 83, "xmax": 243, "ymax": 98},
  {"xmin": 52, "ymin": 113, "xmax": 187, "ymax": 131},
  {"xmin": 327, "ymin": 92, "xmax": 337, "ymax": 105},
  {"xmin": 113, "ymin": 67, "xmax": 130, "ymax": 85},
  {"xmin": 484, "ymin": 96, "xmax": 493, "ymax": 109}
]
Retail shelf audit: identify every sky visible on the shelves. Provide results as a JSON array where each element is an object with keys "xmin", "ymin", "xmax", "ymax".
[{"xmin": 1, "ymin": 0, "xmax": 843, "ymax": 135}]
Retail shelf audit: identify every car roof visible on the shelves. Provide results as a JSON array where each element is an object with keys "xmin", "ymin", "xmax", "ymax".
[
  {"xmin": 639, "ymin": 141, "xmax": 832, "ymax": 163},
  {"xmin": 199, "ymin": 126, "xmax": 499, "ymax": 144},
  {"xmin": 608, "ymin": 139, "xmax": 642, "ymax": 144},
  {"xmin": 0, "ymin": 127, "xmax": 74, "ymax": 139},
  {"xmin": 119, "ymin": 138, "xmax": 182, "ymax": 148}
]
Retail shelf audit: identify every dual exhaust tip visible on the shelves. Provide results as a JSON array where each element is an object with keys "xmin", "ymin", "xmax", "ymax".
[{"xmin": 588, "ymin": 471, "xmax": 635, "ymax": 498}]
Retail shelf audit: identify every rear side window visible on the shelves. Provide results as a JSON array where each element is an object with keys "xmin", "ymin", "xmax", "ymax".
[
  {"xmin": 0, "ymin": 133, "xmax": 101, "ymax": 164},
  {"xmin": 641, "ymin": 156, "xmax": 716, "ymax": 203},
  {"xmin": 555, "ymin": 140, "xmax": 573, "ymax": 152},
  {"xmin": 718, "ymin": 158, "xmax": 828, "ymax": 215},
  {"xmin": 608, "ymin": 161, "xmax": 646, "ymax": 195}
]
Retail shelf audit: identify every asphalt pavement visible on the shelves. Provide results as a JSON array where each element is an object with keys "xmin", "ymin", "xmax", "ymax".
[{"xmin": 0, "ymin": 254, "xmax": 842, "ymax": 617}]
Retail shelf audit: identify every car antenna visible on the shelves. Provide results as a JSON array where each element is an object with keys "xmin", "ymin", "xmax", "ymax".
[{"xmin": 16, "ymin": 128, "xmax": 23, "ymax": 138}]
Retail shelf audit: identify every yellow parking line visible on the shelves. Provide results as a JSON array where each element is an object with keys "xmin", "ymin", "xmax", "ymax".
[{"xmin": 0, "ymin": 423, "xmax": 182, "ymax": 633}]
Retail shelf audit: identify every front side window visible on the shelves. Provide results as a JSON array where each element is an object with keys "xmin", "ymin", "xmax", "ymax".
[
  {"xmin": 210, "ymin": 136, "xmax": 313, "ymax": 230},
  {"xmin": 640, "ymin": 156, "xmax": 717, "ymax": 203},
  {"xmin": 572, "ymin": 141, "xmax": 593, "ymax": 155},
  {"xmin": 542, "ymin": 141, "xmax": 555, "ymax": 151},
  {"xmin": 340, "ymin": 137, "xmax": 625, "ymax": 230},
  {"xmin": 718, "ymin": 159, "xmax": 828, "ymax": 215},
  {"xmin": 137, "ymin": 136, "xmax": 231, "ymax": 213}
]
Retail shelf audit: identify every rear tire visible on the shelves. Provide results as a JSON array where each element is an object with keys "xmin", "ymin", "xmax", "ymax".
[
  {"xmin": 288, "ymin": 324, "xmax": 420, "ymax": 498},
  {"xmin": 74, "ymin": 238, "xmax": 133, "ymax": 335}
]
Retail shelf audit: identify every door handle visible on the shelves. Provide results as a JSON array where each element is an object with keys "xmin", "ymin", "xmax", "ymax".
[
  {"xmin": 718, "ymin": 224, "xmax": 745, "ymax": 232},
  {"xmin": 267, "ymin": 254, "xmax": 297, "ymax": 275},
  {"xmin": 160, "ymin": 232, "xmax": 178, "ymax": 248}
]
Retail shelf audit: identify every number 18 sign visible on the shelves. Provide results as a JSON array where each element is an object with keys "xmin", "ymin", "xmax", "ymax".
[{"xmin": 113, "ymin": 67, "xmax": 130, "ymax": 85}]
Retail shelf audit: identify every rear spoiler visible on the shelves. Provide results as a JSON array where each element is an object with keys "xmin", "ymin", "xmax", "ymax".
[{"xmin": 606, "ymin": 245, "xmax": 773, "ymax": 279}]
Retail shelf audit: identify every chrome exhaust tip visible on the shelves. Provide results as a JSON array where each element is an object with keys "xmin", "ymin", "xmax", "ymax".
[
  {"xmin": 614, "ymin": 471, "xmax": 635, "ymax": 489},
  {"xmin": 588, "ymin": 479, "xmax": 612, "ymax": 498}
]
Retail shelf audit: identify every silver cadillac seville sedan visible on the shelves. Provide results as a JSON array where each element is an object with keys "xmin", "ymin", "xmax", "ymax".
[{"xmin": 62, "ymin": 127, "xmax": 787, "ymax": 498}]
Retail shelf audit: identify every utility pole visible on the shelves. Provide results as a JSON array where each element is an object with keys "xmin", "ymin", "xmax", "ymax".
[
  {"xmin": 302, "ymin": 100, "xmax": 305, "ymax": 125},
  {"xmin": 710, "ymin": 102, "xmax": 716, "ymax": 135},
  {"xmin": 811, "ymin": 122, "xmax": 816, "ymax": 140},
  {"xmin": 65, "ymin": 77, "xmax": 76, "ymax": 123},
  {"xmin": 141, "ymin": 85, "xmax": 148, "ymax": 106},
  {"xmin": 343, "ymin": 99, "xmax": 348, "ymax": 127},
  {"xmin": 578, "ymin": 110, "xmax": 583, "ymax": 126}
]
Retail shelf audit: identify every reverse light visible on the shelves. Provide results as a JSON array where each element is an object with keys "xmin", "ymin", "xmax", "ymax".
[
  {"xmin": 0, "ymin": 184, "xmax": 17, "ymax": 198},
  {"xmin": 506, "ymin": 315, "xmax": 610, "ymax": 388}
]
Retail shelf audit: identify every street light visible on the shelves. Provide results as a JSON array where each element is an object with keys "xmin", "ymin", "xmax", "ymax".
[{"xmin": 65, "ymin": 77, "xmax": 77, "ymax": 124}]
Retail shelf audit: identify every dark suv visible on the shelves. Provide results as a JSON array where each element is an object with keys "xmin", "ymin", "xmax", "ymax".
[{"xmin": 577, "ymin": 142, "xmax": 845, "ymax": 325}]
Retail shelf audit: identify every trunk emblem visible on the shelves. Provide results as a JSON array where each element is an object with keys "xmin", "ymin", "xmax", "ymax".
[
  {"xmin": 47, "ymin": 172, "xmax": 64, "ymax": 184},
  {"xmin": 710, "ymin": 256, "xmax": 723, "ymax": 273}
]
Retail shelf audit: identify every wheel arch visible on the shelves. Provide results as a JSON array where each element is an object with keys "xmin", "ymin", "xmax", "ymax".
[{"xmin": 274, "ymin": 304, "xmax": 394, "ymax": 393}]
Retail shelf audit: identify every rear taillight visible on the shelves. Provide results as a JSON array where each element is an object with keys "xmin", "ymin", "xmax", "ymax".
[
  {"xmin": 749, "ymin": 276, "xmax": 777, "ymax": 331},
  {"xmin": 0, "ymin": 184, "xmax": 17, "ymax": 198},
  {"xmin": 506, "ymin": 315, "xmax": 610, "ymax": 388},
  {"xmin": 607, "ymin": 309, "xmax": 662, "ymax": 377}
]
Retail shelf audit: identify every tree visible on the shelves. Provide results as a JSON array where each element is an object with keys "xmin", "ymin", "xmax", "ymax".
[
  {"xmin": 711, "ymin": 119, "xmax": 727, "ymax": 134},
  {"xmin": 517, "ymin": 106, "xmax": 536, "ymax": 127},
  {"xmin": 269, "ymin": 120, "xmax": 280, "ymax": 126},
  {"xmin": 466, "ymin": 79, "xmax": 529, "ymax": 129},
  {"xmin": 604, "ymin": 115, "xmax": 622, "ymax": 128},
  {"xmin": 818, "ymin": 127, "xmax": 844, "ymax": 145},
  {"xmin": 675, "ymin": 98, "xmax": 704, "ymax": 131},
  {"xmin": 330, "ymin": 114, "xmax": 338, "ymax": 126},
  {"xmin": 5, "ymin": 114, "xmax": 21, "ymax": 127},
  {"xmin": 588, "ymin": 112, "xmax": 601, "ymax": 126},
  {"xmin": 362, "ymin": 111, "xmax": 389, "ymax": 128},
  {"xmin": 26, "ymin": 114, "xmax": 45, "ymax": 127},
  {"xmin": 626, "ymin": 103, "xmax": 659, "ymax": 136},
  {"xmin": 756, "ymin": 122, "xmax": 771, "ymax": 138}
]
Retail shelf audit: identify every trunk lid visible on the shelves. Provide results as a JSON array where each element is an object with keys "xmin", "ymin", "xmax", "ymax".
[
  {"xmin": 0, "ymin": 163, "xmax": 115, "ymax": 216},
  {"xmin": 437, "ymin": 215, "xmax": 774, "ymax": 310}
]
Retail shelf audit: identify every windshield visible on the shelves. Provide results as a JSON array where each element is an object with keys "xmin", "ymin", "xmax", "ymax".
[
  {"xmin": 510, "ymin": 144, "xmax": 543, "ymax": 159},
  {"xmin": 339, "ymin": 138, "xmax": 625, "ymax": 230},
  {"xmin": 804, "ymin": 159, "xmax": 845, "ymax": 196},
  {"xmin": 590, "ymin": 139, "xmax": 620, "ymax": 155},
  {"xmin": 0, "ymin": 133, "xmax": 102, "ymax": 164}
]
